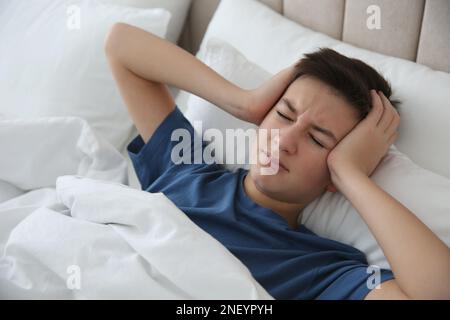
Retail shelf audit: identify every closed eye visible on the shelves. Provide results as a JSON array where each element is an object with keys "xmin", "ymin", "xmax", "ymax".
[
  {"xmin": 276, "ymin": 110, "xmax": 293, "ymax": 121},
  {"xmin": 277, "ymin": 110, "xmax": 325, "ymax": 148},
  {"xmin": 309, "ymin": 133, "xmax": 324, "ymax": 148}
]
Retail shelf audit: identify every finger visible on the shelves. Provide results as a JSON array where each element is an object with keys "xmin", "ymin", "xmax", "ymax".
[
  {"xmin": 388, "ymin": 131, "xmax": 398, "ymax": 145},
  {"xmin": 368, "ymin": 89, "xmax": 384, "ymax": 124},
  {"xmin": 379, "ymin": 91, "xmax": 400, "ymax": 125},
  {"xmin": 379, "ymin": 91, "xmax": 400, "ymax": 135},
  {"xmin": 379, "ymin": 91, "xmax": 400, "ymax": 117},
  {"xmin": 375, "ymin": 91, "xmax": 393, "ymax": 131},
  {"xmin": 385, "ymin": 113, "xmax": 400, "ymax": 137}
]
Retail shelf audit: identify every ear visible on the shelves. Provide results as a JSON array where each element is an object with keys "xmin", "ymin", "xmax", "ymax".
[{"xmin": 326, "ymin": 183, "xmax": 338, "ymax": 193}]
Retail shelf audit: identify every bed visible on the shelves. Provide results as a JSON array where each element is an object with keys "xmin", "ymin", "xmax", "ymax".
[{"xmin": 0, "ymin": 0, "xmax": 449, "ymax": 299}]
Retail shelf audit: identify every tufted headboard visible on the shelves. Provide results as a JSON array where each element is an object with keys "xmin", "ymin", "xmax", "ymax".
[{"xmin": 177, "ymin": 0, "xmax": 450, "ymax": 73}]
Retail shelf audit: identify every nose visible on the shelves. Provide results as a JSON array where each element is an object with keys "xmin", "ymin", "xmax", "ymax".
[
  {"xmin": 278, "ymin": 110, "xmax": 312, "ymax": 155},
  {"xmin": 279, "ymin": 125, "xmax": 299, "ymax": 155}
]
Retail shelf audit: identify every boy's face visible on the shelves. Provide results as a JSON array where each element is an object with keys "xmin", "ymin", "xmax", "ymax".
[{"xmin": 249, "ymin": 76, "xmax": 361, "ymax": 204}]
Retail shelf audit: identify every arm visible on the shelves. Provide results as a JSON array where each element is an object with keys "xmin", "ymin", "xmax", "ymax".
[
  {"xmin": 104, "ymin": 22, "xmax": 247, "ymax": 143},
  {"xmin": 105, "ymin": 23, "xmax": 248, "ymax": 117},
  {"xmin": 338, "ymin": 170, "xmax": 450, "ymax": 299},
  {"xmin": 328, "ymin": 90, "xmax": 450, "ymax": 300},
  {"xmin": 105, "ymin": 23, "xmax": 297, "ymax": 142}
]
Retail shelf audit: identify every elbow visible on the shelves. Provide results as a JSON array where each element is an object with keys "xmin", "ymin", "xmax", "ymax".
[{"xmin": 104, "ymin": 22, "xmax": 131, "ymax": 58}]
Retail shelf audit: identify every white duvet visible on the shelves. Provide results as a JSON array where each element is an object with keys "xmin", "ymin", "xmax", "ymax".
[{"xmin": 0, "ymin": 116, "xmax": 271, "ymax": 299}]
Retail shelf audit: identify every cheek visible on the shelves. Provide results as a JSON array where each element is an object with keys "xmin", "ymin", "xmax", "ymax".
[
  {"xmin": 294, "ymin": 150, "xmax": 330, "ymax": 182},
  {"xmin": 258, "ymin": 120, "xmax": 275, "ymax": 133}
]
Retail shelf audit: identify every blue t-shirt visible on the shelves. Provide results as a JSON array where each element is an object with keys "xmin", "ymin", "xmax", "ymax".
[{"xmin": 127, "ymin": 106, "xmax": 394, "ymax": 300}]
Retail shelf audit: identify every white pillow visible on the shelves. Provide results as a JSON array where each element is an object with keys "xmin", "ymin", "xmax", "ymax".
[
  {"xmin": 0, "ymin": 181, "xmax": 23, "ymax": 204},
  {"xmin": 183, "ymin": 38, "xmax": 268, "ymax": 171},
  {"xmin": 301, "ymin": 145, "xmax": 450, "ymax": 269},
  {"xmin": 197, "ymin": 0, "xmax": 450, "ymax": 180},
  {"xmin": 0, "ymin": 116, "xmax": 128, "ymax": 192},
  {"xmin": 0, "ymin": 0, "xmax": 170, "ymax": 152},
  {"xmin": 183, "ymin": 37, "xmax": 450, "ymax": 268},
  {"xmin": 99, "ymin": 0, "xmax": 192, "ymax": 43}
]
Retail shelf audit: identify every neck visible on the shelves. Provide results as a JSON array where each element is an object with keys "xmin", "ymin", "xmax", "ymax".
[{"xmin": 243, "ymin": 173, "xmax": 305, "ymax": 230}]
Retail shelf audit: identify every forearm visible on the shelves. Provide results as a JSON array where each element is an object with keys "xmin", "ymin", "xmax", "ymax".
[
  {"xmin": 335, "ymin": 171, "xmax": 450, "ymax": 299},
  {"xmin": 104, "ymin": 22, "xmax": 248, "ymax": 117}
]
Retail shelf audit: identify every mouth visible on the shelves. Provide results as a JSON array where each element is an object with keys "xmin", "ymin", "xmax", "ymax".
[{"xmin": 259, "ymin": 149, "xmax": 289, "ymax": 172}]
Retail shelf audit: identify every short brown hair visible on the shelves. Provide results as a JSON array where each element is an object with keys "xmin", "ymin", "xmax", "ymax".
[{"xmin": 291, "ymin": 48, "xmax": 401, "ymax": 120}]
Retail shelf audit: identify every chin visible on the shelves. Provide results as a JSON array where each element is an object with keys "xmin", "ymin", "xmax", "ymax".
[{"xmin": 249, "ymin": 165, "xmax": 297, "ymax": 202}]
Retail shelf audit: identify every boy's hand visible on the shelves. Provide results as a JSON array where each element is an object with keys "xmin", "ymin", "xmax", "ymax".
[
  {"xmin": 241, "ymin": 65, "xmax": 296, "ymax": 125},
  {"xmin": 327, "ymin": 90, "xmax": 400, "ymax": 188}
]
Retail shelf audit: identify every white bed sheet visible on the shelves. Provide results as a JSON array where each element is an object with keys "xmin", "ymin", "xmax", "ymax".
[{"xmin": 0, "ymin": 116, "xmax": 271, "ymax": 299}]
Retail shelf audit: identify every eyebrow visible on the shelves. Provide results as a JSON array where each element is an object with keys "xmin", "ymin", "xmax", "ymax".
[{"xmin": 281, "ymin": 97, "xmax": 337, "ymax": 142}]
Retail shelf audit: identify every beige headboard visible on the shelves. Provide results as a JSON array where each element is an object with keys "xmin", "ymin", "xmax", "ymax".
[{"xmin": 178, "ymin": 0, "xmax": 450, "ymax": 73}]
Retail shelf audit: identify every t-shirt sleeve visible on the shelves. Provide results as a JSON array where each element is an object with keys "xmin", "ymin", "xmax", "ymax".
[
  {"xmin": 316, "ymin": 265, "xmax": 395, "ymax": 300},
  {"xmin": 127, "ymin": 105, "xmax": 213, "ymax": 190}
]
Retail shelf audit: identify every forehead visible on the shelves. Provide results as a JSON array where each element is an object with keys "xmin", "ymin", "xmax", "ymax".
[{"xmin": 283, "ymin": 76, "xmax": 359, "ymax": 140}]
